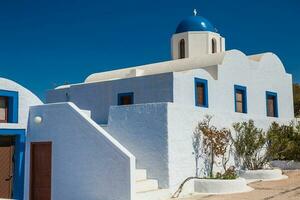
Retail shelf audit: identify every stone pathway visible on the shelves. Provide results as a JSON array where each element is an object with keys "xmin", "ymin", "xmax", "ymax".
[{"xmin": 178, "ymin": 170, "xmax": 300, "ymax": 200}]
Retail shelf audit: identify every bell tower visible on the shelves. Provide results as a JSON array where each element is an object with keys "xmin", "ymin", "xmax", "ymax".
[{"xmin": 171, "ymin": 11, "xmax": 225, "ymax": 59}]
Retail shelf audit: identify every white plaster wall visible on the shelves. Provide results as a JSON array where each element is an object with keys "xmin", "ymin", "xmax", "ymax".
[
  {"xmin": 171, "ymin": 32, "xmax": 189, "ymax": 59},
  {"xmin": 173, "ymin": 50, "xmax": 294, "ymax": 119},
  {"xmin": 167, "ymin": 102, "xmax": 292, "ymax": 190},
  {"xmin": 105, "ymin": 102, "xmax": 293, "ymax": 191},
  {"xmin": 0, "ymin": 78, "xmax": 42, "ymax": 129},
  {"xmin": 105, "ymin": 101, "xmax": 293, "ymax": 191},
  {"xmin": 107, "ymin": 103, "xmax": 169, "ymax": 188},
  {"xmin": 102, "ymin": 50, "xmax": 294, "ymax": 190},
  {"xmin": 220, "ymin": 37, "xmax": 225, "ymax": 52},
  {"xmin": 168, "ymin": 51, "xmax": 293, "ymax": 188},
  {"xmin": 44, "ymin": 48, "xmax": 293, "ymax": 194},
  {"xmin": 171, "ymin": 32, "xmax": 224, "ymax": 59},
  {"xmin": 46, "ymin": 73, "xmax": 173, "ymax": 124},
  {"xmin": 24, "ymin": 103, "xmax": 135, "ymax": 200}
]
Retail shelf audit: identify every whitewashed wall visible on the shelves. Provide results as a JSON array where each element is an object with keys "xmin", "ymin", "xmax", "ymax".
[
  {"xmin": 171, "ymin": 54, "xmax": 294, "ymax": 187},
  {"xmin": 106, "ymin": 102, "xmax": 293, "ymax": 192},
  {"xmin": 107, "ymin": 103, "xmax": 169, "ymax": 188},
  {"xmin": 174, "ymin": 50, "xmax": 294, "ymax": 119},
  {"xmin": 0, "ymin": 78, "xmax": 42, "ymax": 129},
  {"xmin": 24, "ymin": 103, "xmax": 135, "ymax": 200},
  {"xmin": 46, "ymin": 73, "xmax": 173, "ymax": 124},
  {"xmin": 171, "ymin": 31, "xmax": 225, "ymax": 59},
  {"xmin": 167, "ymin": 103, "xmax": 292, "ymax": 191},
  {"xmin": 43, "ymin": 48, "xmax": 294, "ymax": 195},
  {"xmin": 105, "ymin": 49, "xmax": 294, "ymax": 190}
]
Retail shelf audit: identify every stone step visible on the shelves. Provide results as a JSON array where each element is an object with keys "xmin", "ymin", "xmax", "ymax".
[
  {"xmin": 136, "ymin": 189, "xmax": 171, "ymax": 200},
  {"xmin": 136, "ymin": 169, "xmax": 147, "ymax": 181},
  {"xmin": 136, "ymin": 179, "xmax": 159, "ymax": 193}
]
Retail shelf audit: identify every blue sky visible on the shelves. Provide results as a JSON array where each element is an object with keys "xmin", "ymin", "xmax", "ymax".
[{"xmin": 0, "ymin": 0, "xmax": 299, "ymax": 100}]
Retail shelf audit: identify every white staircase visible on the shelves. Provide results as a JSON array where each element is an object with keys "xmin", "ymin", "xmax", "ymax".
[
  {"xmin": 135, "ymin": 169, "xmax": 171, "ymax": 200},
  {"xmin": 135, "ymin": 169, "xmax": 159, "ymax": 193}
]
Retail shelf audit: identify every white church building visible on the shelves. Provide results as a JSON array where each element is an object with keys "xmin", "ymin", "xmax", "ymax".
[{"xmin": 21, "ymin": 14, "xmax": 294, "ymax": 200}]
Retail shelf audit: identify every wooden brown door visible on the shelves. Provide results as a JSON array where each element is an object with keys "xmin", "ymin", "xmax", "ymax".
[
  {"xmin": 0, "ymin": 136, "xmax": 14, "ymax": 198},
  {"xmin": 30, "ymin": 142, "xmax": 52, "ymax": 200}
]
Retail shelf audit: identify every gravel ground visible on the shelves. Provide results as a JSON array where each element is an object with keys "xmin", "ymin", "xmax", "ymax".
[{"xmin": 178, "ymin": 170, "xmax": 300, "ymax": 200}]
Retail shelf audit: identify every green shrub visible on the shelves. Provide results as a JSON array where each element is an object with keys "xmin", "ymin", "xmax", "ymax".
[
  {"xmin": 232, "ymin": 120, "xmax": 268, "ymax": 170},
  {"xmin": 215, "ymin": 166, "xmax": 238, "ymax": 180},
  {"xmin": 267, "ymin": 122, "xmax": 300, "ymax": 161},
  {"xmin": 293, "ymin": 83, "xmax": 300, "ymax": 117}
]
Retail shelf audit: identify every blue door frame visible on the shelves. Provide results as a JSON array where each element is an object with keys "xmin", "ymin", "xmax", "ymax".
[{"xmin": 0, "ymin": 129, "xmax": 25, "ymax": 200}]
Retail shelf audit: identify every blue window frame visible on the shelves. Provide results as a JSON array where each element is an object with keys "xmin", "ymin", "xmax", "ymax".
[
  {"xmin": 194, "ymin": 78, "xmax": 208, "ymax": 107},
  {"xmin": 266, "ymin": 91, "xmax": 278, "ymax": 117},
  {"xmin": 0, "ymin": 129, "xmax": 25, "ymax": 200},
  {"xmin": 234, "ymin": 85, "xmax": 247, "ymax": 113},
  {"xmin": 0, "ymin": 90, "xmax": 18, "ymax": 123},
  {"xmin": 118, "ymin": 92, "xmax": 134, "ymax": 105}
]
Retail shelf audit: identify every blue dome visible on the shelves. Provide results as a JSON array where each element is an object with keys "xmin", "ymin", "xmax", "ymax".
[{"xmin": 175, "ymin": 16, "xmax": 216, "ymax": 33}]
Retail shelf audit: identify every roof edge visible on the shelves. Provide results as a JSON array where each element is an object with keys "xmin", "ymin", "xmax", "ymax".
[{"xmin": 84, "ymin": 52, "xmax": 226, "ymax": 84}]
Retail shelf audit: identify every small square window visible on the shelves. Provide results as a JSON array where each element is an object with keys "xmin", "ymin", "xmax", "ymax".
[
  {"xmin": 0, "ymin": 96, "xmax": 8, "ymax": 122},
  {"xmin": 195, "ymin": 78, "xmax": 208, "ymax": 107},
  {"xmin": 0, "ymin": 90, "xmax": 18, "ymax": 123},
  {"xmin": 118, "ymin": 92, "xmax": 134, "ymax": 105},
  {"xmin": 266, "ymin": 91, "xmax": 278, "ymax": 117},
  {"xmin": 234, "ymin": 85, "xmax": 247, "ymax": 113}
]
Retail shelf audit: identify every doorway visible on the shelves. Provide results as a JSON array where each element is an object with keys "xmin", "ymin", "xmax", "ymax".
[
  {"xmin": 30, "ymin": 142, "xmax": 52, "ymax": 200},
  {"xmin": 0, "ymin": 136, "xmax": 15, "ymax": 198}
]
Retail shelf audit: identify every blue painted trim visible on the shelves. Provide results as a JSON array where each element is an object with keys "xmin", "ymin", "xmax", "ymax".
[
  {"xmin": 266, "ymin": 91, "xmax": 279, "ymax": 117},
  {"xmin": 194, "ymin": 78, "xmax": 208, "ymax": 108},
  {"xmin": 0, "ymin": 90, "xmax": 19, "ymax": 123},
  {"xmin": 234, "ymin": 85, "xmax": 247, "ymax": 113},
  {"xmin": 117, "ymin": 92, "xmax": 134, "ymax": 105},
  {"xmin": 0, "ymin": 129, "xmax": 26, "ymax": 200}
]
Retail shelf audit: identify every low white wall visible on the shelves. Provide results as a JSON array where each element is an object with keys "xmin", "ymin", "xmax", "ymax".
[
  {"xmin": 107, "ymin": 103, "xmax": 169, "ymax": 188},
  {"xmin": 24, "ymin": 103, "xmax": 135, "ymax": 200},
  {"xmin": 271, "ymin": 160, "xmax": 300, "ymax": 170},
  {"xmin": 194, "ymin": 178, "xmax": 253, "ymax": 194},
  {"xmin": 239, "ymin": 169, "xmax": 286, "ymax": 180}
]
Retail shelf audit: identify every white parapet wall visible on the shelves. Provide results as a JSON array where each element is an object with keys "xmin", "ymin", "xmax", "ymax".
[{"xmin": 24, "ymin": 102, "xmax": 136, "ymax": 200}]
